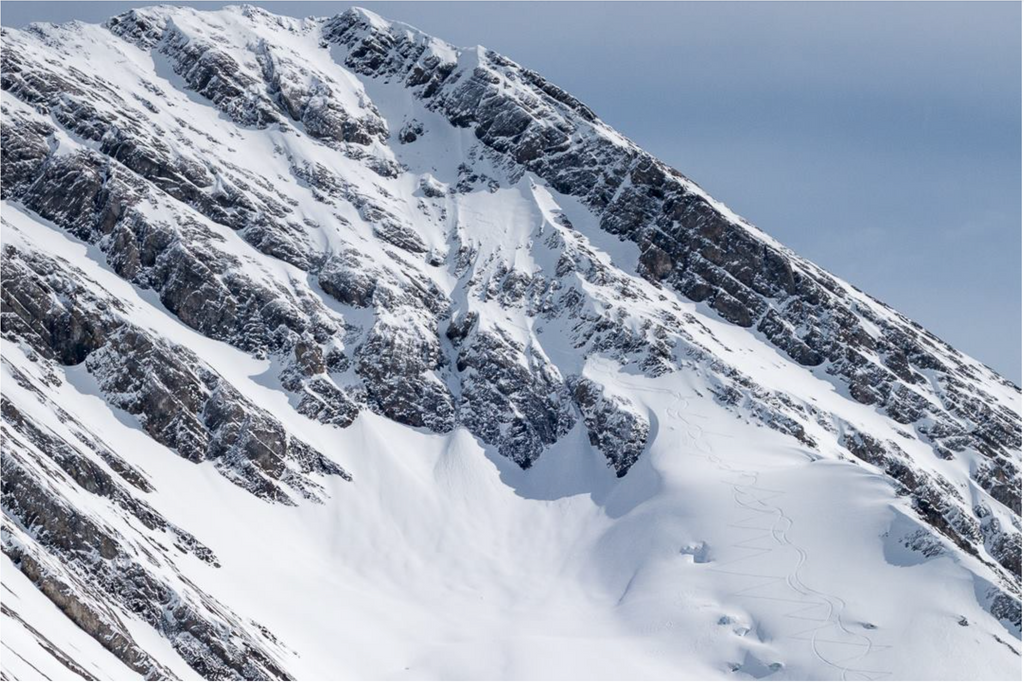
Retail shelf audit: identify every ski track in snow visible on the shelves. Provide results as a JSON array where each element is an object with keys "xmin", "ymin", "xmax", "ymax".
[{"xmin": 595, "ymin": 357, "xmax": 894, "ymax": 680}]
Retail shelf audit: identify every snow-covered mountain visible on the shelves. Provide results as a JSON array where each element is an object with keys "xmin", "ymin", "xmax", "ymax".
[{"xmin": 0, "ymin": 5, "xmax": 1019, "ymax": 679}]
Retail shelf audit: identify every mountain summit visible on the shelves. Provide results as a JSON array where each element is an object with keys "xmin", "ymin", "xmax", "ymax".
[{"xmin": 1, "ymin": 5, "xmax": 1020, "ymax": 679}]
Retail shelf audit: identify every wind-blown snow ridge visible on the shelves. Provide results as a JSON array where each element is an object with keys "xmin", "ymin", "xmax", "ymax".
[{"xmin": 0, "ymin": 5, "xmax": 1020, "ymax": 679}]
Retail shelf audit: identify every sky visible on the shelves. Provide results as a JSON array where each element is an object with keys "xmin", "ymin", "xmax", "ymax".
[{"xmin": 2, "ymin": 1, "xmax": 1020, "ymax": 383}]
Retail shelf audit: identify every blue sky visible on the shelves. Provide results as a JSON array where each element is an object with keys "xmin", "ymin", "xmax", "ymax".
[{"xmin": 3, "ymin": 1, "xmax": 1020, "ymax": 382}]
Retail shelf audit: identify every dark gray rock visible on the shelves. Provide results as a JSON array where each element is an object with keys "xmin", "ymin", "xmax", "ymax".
[
  {"xmin": 2, "ymin": 452, "xmax": 291, "ymax": 680},
  {"xmin": 569, "ymin": 377, "xmax": 649, "ymax": 476},
  {"xmin": 356, "ymin": 316, "xmax": 456, "ymax": 432},
  {"xmin": 1, "ymin": 243, "xmax": 350, "ymax": 503},
  {"xmin": 456, "ymin": 331, "xmax": 575, "ymax": 467}
]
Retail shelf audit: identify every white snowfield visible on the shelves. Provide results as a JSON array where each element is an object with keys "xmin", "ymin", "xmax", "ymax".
[{"xmin": 0, "ymin": 5, "xmax": 1020, "ymax": 681}]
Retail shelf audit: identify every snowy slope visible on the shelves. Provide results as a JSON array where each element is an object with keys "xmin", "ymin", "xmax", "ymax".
[{"xmin": 0, "ymin": 5, "xmax": 1020, "ymax": 680}]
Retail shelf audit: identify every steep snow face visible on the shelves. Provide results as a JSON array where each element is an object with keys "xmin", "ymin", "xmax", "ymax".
[{"xmin": 0, "ymin": 5, "xmax": 1020, "ymax": 679}]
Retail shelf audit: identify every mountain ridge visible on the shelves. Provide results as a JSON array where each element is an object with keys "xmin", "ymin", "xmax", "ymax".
[{"xmin": 0, "ymin": 5, "xmax": 1020, "ymax": 679}]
